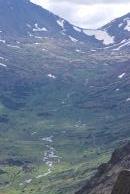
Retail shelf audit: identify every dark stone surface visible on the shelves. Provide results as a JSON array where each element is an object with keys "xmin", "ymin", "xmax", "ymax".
[{"xmin": 111, "ymin": 170, "xmax": 130, "ymax": 194}]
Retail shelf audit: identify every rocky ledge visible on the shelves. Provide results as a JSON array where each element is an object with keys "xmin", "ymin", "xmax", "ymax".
[{"xmin": 76, "ymin": 142, "xmax": 130, "ymax": 194}]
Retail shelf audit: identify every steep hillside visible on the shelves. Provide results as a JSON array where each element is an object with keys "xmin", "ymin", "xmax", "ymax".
[
  {"xmin": 0, "ymin": 37, "xmax": 130, "ymax": 194},
  {"xmin": 76, "ymin": 142, "xmax": 130, "ymax": 194}
]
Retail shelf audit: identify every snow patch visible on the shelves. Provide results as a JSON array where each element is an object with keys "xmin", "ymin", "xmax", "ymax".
[
  {"xmin": 31, "ymin": 132, "xmax": 37, "ymax": 135},
  {"xmin": 48, "ymin": 74, "xmax": 56, "ymax": 79},
  {"xmin": 118, "ymin": 73, "xmax": 126, "ymax": 79},
  {"xmin": 57, "ymin": 19, "xmax": 65, "ymax": 29},
  {"xmin": 34, "ymin": 42, "xmax": 40, "ymax": 45},
  {"xmin": 118, "ymin": 23, "xmax": 123, "ymax": 28},
  {"xmin": 75, "ymin": 49, "xmax": 81, "ymax": 52},
  {"xmin": 42, "ymin": 136, "xmax": 53, "ymax": 142},
  {"xmin": 0, "ymin": 39, "xmax": 6, "ymax": 44},
  {"xmin": 0, "ymin": 63, "xmax": 7, "ymax": 67},
  {"xmin": 73, "ymin": 26, "xmax": 81, "ymax": 32},
  {"xmin": 69, "ymin": 36, "xmax": 78, "ymax": 42},
  {"xmin": 34, "ymin": 36, "xmax": 43, "ymax": 39},
  {"xmin": 0, "ymin": 57, "xmax": 4, "ymax": 60},
  {"xmin": 7, "ymin": 44, "xmax": 20, "ymax": 48},
  {"xmin": 124, "ymin": 19, "xmax": 130, "ymax": 31},
  {"xmin": 33, "ymin": 23, "xmax": 47, "ymax": 32},
  {"xmin": 126, "ymin": 98, "xmax": 130, "ymax": 102},
  {"xmin": 42, "ymin": 48, "xmax": 47, "ymax": 51},
  {"xmin": 75, "ymin": 49, "xmax": 85, "ymax": 53},
  {"xmin": 84, "ymin": 29, "xmax": 114, "ymax": 45},
  {"xmin": 26, "ymin": 23, "xmax": 31, "ymax": 28},
  {"xmin": 24, "ymin": 179, "xmax": 32, "ymax": 184}
]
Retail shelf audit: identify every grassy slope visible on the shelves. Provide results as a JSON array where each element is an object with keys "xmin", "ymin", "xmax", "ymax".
[{"xmin": 0, "ymin": 39, "xmax": 130, "ymax": 194}]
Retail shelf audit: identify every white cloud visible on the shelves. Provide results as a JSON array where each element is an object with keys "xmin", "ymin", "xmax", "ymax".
[{"xmin": 31, "ymin": 0, "xmax": 130, "ymax": 28}]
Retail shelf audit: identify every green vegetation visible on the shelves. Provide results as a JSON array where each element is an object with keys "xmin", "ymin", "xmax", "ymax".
[{"xmin": 0, "ymin": 39, "xmax": 130, "ymax": 194}]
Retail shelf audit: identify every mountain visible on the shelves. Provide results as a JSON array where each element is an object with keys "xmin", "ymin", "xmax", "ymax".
[
  {"xmin": 101, "ymin": 13, "xmax": 130, "ymax": 49},
  {"xmin": 0, "ymin": 1, "xmax": 130, "ymax": 194},
  {"xmin": 0, "ymin": 0, "xmax": 130, "ymax": 49},
  {"xmin": 0, "ymin": 0, "xmax": 102, "ymax": 48},
  {"xmin": 81, "ymin": 13, "xmax": 130, "ymax": 50},
  {"xmin": 76, "ymin": 142, "xmax": 130, "ymax": 194}
]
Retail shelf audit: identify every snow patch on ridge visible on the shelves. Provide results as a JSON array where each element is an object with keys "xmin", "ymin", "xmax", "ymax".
[
  {"xmin": 7, "ymin": 44, "xmax": 20, "ymax": 48},
  {"xmin": 73, "ymin": 26, "xmax": 81, "ymax": 32},
  {"xmin": 0, "ymin": 63, "xmax": 7, "ymax": 67},
  {"xmin": 57, "ymin": 19, "xmax": 65, "ymax": 29},
  {"xmin": 118, "ymin": 73, "xmax": 126, "ymax": 79},
  {"xmin": 124, "ymin": 19, "xmax": 130, "ymax": 31},
  {"xmin": 0, "ymin": 39, "xmax": 6, "ymax": 44},
  {"xmin": 69, "ymin": 36, "xmax": 78, "ymax": 42},
  {"xmin": 84, "ymin": 29, "xmax": 114, "ymax": 45},
  {"xmin": 118, "ymin": 23, "xmax": 123, "ymax": 28},
  {"xmin": 33, "ymin": 23, "xmax": 47, "ymax": 32},
  {"xmin": 126, "ymin": 98, "xmax": 130, "ymax": 102},
  {"xmin": 42, "ymin": 136, "xmax": 53, "ymax": 142},
  {"xmin": 48, "ymin": 74, "xmax": 56, "ymax": 79}
]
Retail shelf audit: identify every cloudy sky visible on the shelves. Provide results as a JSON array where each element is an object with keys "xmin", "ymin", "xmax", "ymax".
[{"xmin": 31, "ymin": 0, "xmax": 130, "ymax": 28}]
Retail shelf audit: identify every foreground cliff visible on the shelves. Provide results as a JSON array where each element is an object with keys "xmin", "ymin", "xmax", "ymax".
[
  {"xmin": 76, "ymin": 142, "xmax": 130, "ymax": 194},
  {"xmin": 111, "ymin": 170, "xmax": 130, "ymax": 194}
]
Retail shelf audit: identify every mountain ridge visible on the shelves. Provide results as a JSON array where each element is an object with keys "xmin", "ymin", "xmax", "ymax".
[
  {"xmin": 1, "ymin": 0, "xmax": 130, "ymax": 50},
  {"xmin": 0, "ymin": 0, "xmax": 102, "ymax": 48}
]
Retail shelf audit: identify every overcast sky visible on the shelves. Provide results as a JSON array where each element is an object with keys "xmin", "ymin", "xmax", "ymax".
[{"xmin": 31, "ymin": 0, "xmax": 130, "ymax": 28}]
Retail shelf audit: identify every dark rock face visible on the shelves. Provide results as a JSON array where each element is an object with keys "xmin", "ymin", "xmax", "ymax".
[
  {"xmin": 111, "ymin": 170, "xmax": 130, "ymax": 194},
  {"xmin": 110, "ymin": 143, "xmax": 130, "ymax": 165},
  {"xmin": 76, "ymin": 142, "xmax": 130, "ymax": 194}
]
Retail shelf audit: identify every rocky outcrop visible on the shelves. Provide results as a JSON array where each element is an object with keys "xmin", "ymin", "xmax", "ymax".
[
  {"xmin": 76, "ymin": 142, "xmax": 130, "ymax": 194},
  {"xmin": 111, "ymin": 170, "xmax": 130, "ymax": 194}
]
